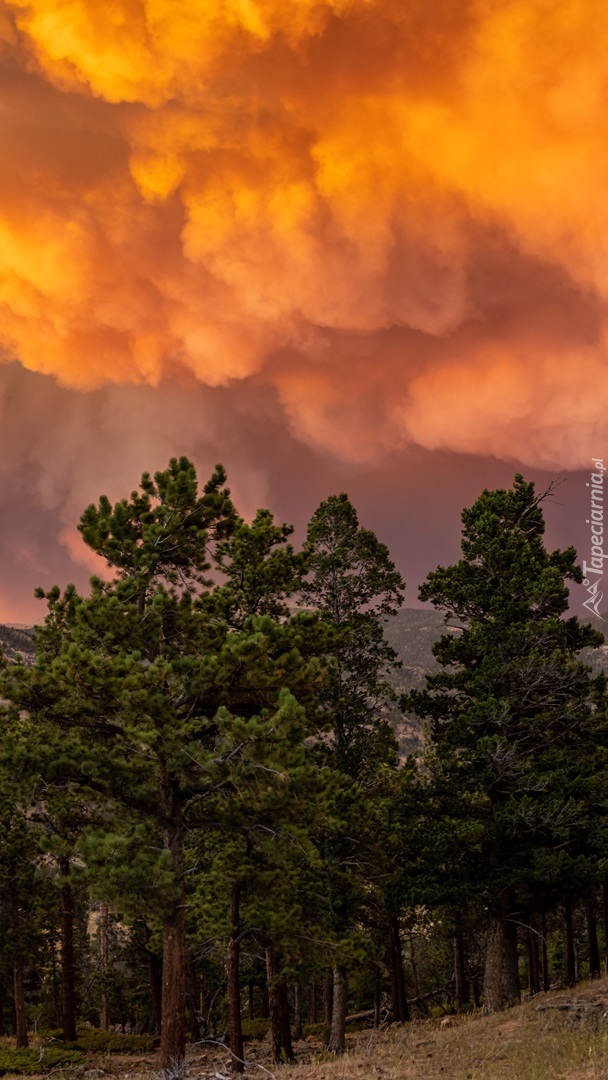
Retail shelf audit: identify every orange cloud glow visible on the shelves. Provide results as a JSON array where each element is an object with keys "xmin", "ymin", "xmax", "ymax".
[{"xmin": 0, "ymin": 0, "xmax": 606, "ymax": 470}]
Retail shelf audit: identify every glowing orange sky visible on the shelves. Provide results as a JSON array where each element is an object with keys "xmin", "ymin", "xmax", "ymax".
[
  {"xmin": 1, "ymin": 0, "xmax": 607, "ymax": 464},
  {"xmin": 0, "ymin": 0, "xmax": 605, "ymax": 619}
]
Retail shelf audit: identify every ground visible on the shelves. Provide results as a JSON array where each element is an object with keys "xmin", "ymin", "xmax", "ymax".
[{"xmin": 6, "ymin": 979, "xmax": 608, "ymax": 1080}]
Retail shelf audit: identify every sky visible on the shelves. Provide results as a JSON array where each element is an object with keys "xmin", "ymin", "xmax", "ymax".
[{"xmin": 0, "ymin": 0, "xmax": 606, "ymax": 623}]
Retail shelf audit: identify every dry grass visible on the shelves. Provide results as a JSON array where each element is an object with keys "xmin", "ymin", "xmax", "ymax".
[
  {"xmin": 7, "ymin": 980, "xmax": 608, "ymax": 1080},
  {"xmin": 269, "ymin": 980, "xmax": 608, "ymax": 1080}
]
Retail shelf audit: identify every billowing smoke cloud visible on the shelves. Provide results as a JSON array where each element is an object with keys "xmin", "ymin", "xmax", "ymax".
[
  {"xmin": 0, "ymin": 0, "xmax": 606, "ymax": 468},
  {"xmin": 0, "ymin": 0, "xmax": 605, "ymax": 618}
]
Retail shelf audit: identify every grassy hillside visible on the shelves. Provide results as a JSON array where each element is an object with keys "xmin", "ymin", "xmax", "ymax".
[{"xmin": 275, "ymin": 979, "xmax": 608, "ymax": 1080}]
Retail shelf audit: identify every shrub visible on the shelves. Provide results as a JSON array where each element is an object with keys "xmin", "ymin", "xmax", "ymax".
[
  {"xmin": 240, "ymin": 1020, "xmax": 270, "ymax": 1039},
  {"xmin": 61, "ymin": 1031, "xmax": 156, "ymax": 1053},
  {"xmin": 0, "ymin": 1047, "xmax": 84, "ymax": 1074}
]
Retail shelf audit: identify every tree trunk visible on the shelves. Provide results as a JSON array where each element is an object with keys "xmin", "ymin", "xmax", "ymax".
[
  {"xmin": 248, "ymin": 982, "xmax": 254, "ymax": 1022},
  {"xmin": 187, "ymin": 953, "xmax": 201, "ymax": 1043},
  {"xmin": 308, "ymin": 980, "xmax": 317, "ymax": 1025},
  {"xmin": 503, "ymin": 915, "xmax": 520, "ymax": 1007},
  {"xmin": 323, "ymin": 974, "xmax": 333, "ymax": 1025},
  {"xmin": 227, "ymin": 888, "xmax": 244, "ymax": 1073},
  {"xmin": 540, "ymin": 910, "xmax": 550, "ymax": 992},
  {"xmin": 160, "ymin": 794, "xmax": 187, "ymax": 1073},
  {"xmin": 265, "ymin": 947, "xmax": 294, "ymax": 1064},
  {"xmin": 13, "ymin": 966, "xmax": 28, "ymax": 1049},
  {"xmin": 564, "ymin": 895, "xmax": 576, "ymax": 987},
  {"xmin": 389, "ymin": 916, "xmax": 410, "ymax": 1022},
  {"xmin": 60, "ymin": 857, "xmax": 77, "ymax": 1041},
  {"xmin": 526, "ymin": 921, "xmax": 540, "ymax": 995},
  {"xmin": 149, "ymin": 950, "xmax": 163, "ymax": 1037},
  {"xmin": 454, "ymin": 915, "xmax": 470, "ymax": 1009},
  {"xmin": 100, "ymin": 902, "xmax": 110, "ymax": 1031},
  {"xmin": 483, "ymin": 895, "xmax": 520, "ymax": 1012},
  {"xmin": 373, "ymin": 982, "xmax": 381, "ymax": 1028},
  {"xmin": 603, "ymin": 882, "xmax": 608, "ymax": 975},
  {"xmin": 293, "ymin": 983, "xmax": 302, "ymax": 1041},
  {"xmin": 483, "ymin": 909, "xmax": 504, "ymax": 1013},
  {"xmin": 327, "ymin": 966, "xmax": 347, "ymax": 1054},
  {"xmin": 278, "ymin": 981, "xmax": 293, "ymax": 1060},
  {"xmin": 409, "ymin": 934, "xmax": 420, "ymax": 1001},
  {"xmin": 586, "ymin": 896, "xmax": 601, "ymax": 978},
  {"xmin": 0, "ymin": 979, "xmax": 4, "ymax": 1037}
]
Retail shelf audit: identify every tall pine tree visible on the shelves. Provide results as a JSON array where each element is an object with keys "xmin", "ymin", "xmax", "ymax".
[
  {"xmin": 408, "ymin": 476, "xmax": 608, "ymax": 1011},
  {"xmin": 5, "ymin": 459, "xmax": 328, "ymax": 1071}
]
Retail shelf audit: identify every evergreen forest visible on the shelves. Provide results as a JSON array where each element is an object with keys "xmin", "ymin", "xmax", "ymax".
[{"xmin": 1, "ymin": 458, "xmax": 607, "ymax": 1074}]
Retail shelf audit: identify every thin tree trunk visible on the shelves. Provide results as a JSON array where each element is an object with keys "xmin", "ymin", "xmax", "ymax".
[
  {"xmin": 266, "ymin": 948, "xmax": 282, "ymax": 1064},
  {"xmin": 454, "ymin": 914, "xmax": 470, "ymax": 1009},
  {"xmin": 564, "ymin": 895, "xmax": 576, "ymax": 987},
  {"xmin": 389, "ymin": 916, "xmax": 409, "ymax": 1022},
  {"xmin": 323, "ymin": 974, "xmax": 333, "ymax": 1025},
  {"xmin": 159, "ymin": 789, "xmax": 187, "ymax": 1073},
  {"xmin": 603, "ymin": 882, "xmax": 608, "ymax": 975},
  {"xmin": 0, "ymin": 979, "xmax": 4, "ymax": 1037},
  {"xmin": 278, "ymin": 981, "xmax": 293, "ymax": 1061},
  {"xmin": 540, "ymin": 910, "xmax": 550, "ymax": 992},
  {"xmin": 374, "ymin": 982, "xmax": 381, "ymax": 1028},
  {"xmin": 52, "ymin": 941, "xmax": 61, "ymax": 1029},
  {"xmin": 100, "ymin": 902, "xmax": 110, "ymax": 1031},
  {"xmin": 265, "ymin": 947, "xmax": 294, "ymax": 1064},
  {"xmin": 248, "ymin": 982, "xmax": 254, "ymax": 1022},
  {"xmin": 409, "ymin": 933, "xmax": 420, "ymax": 1001},
  {"xmin": 13, "ymin": 966, "xmax": 28, "ymax": 1049},
  {"xmin": 60, "ymin": 857, "xmax": 77, "ymax": 1041},
  {"xmin": 187, "ymin": 953, "xmax": 201, "ymax": 1043},
  {"xmin": 327, "ymin": 966, "xmax": 347, "ymax": 1054},
  {"xmin": 227, "ymin": 887, "xmax": 244, "ymax": 1073},
  {"xmin": 149, "ymin": 950, "xmax": 163, "ymax": 1037},
  {"xmin": 586, "ymin": 896, "xmax": 601, "ymax": 978},
  {"xmin": 308, "ymin": 980, "xmax": 317, "ymax": 1025},
  {"xmin": 293, "ymin": 983, "xmax": 303, "ymax": 1041},
  {"xmin": 527, "ymin": 921, "xmax": 540, "ymax": 995}
]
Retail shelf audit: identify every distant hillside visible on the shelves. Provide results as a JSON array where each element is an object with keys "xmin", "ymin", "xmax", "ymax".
[
  {"xmin": 1, "ymin": 610, "xmax": 606, "ymax": 746},
  {"xmin": 383, "ymin": 608, "xmax": 608, "ymax": 758},
  {"xmin": 0, "ymin": 624, "xmax": 36, "ymax": 663}
]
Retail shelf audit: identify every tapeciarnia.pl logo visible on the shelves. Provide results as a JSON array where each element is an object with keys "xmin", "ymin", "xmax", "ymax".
[{"xmin": 581, "ymin": 458, "xmax": 606, "ymax": 619}]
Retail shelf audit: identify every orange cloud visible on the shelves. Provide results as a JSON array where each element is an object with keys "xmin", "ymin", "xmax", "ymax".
[{"xmin": 0, "ymin": 0, "xmax": 607, "ymax": 470}]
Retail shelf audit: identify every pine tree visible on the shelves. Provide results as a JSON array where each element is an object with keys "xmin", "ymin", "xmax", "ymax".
[
  {"xmin": 302, "ymin": 493, "xmax": 406, "ymax": 1049},
  {"xmin": 4, "ymin": 458, "xmax": 328, "ymax": 1071},
  {"xmin": 0, "ymin": 700, "xmax": 52, "ymax": 1048},
  {"xmin": 302, "ymin": 492, "xmax": 405, "ymax": 780},
  {"xmin": 408, "ymin": 475, "xmax": 608, "ymax": 1012}
]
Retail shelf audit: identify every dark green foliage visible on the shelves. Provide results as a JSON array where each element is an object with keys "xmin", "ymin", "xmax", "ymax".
[
  {"xmin": 0, "ymin": 1047, "xmax": 84, "ymax": 1074},
  {"xmin": 302, "ymin": 492, "xmax": 405, "ymax": 779},
  {"xmin": 410, "ymin": 476, "xmax": 607, "ymax": 892},
  {"xmin": 407, "ymin": 475, "xmax": 608, "ymax": 1008},
  {"xmin": 78, "ymin": 457, "xmax": 235, "ymax": 596},
  {"xmin": 5, "ymin": 462, "xmax": 608, "ymax": 1041},
  {"xmin": 60, "ymin": 1031, "xmax": 156, "ymax": 1053},
  {"xmin": 240, "ymin": 1020, "xmax": 270, "ymax": 1039},
  {"xmin": 2, "ymin": 457, "xmax": 341, "ymax": 1061}
]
